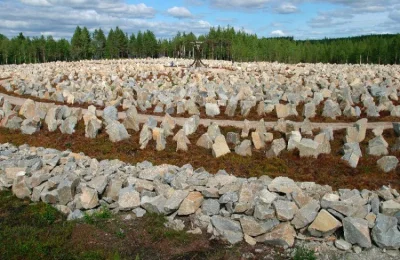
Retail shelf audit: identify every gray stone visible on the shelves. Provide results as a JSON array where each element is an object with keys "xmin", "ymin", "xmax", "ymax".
[
  {"xmin": 273, "ymin": 200, "xmax": 298, "ymax": 221},
  {"xmin": 164, "ymin": 190, "xmax": 189, "ymax": 214},
  {"xmin": 335, "ymin": 239, "xmax": 352, "ymax": 251},
  {"xmin": 367, "ymin": 135, "xmax": 389, "ymax": 156},
  {"xmin": 205, "ymin": 103, "xmax": 220, "ymax": 117},
  {"xmin": 118, "ymin": 186, "xmax": 140, "ymax": 210},
  {"xmin": 202, "ymin": 199, "xmax": 220, "ymax": 216},
  {"xmin": 265, "ymin": 138, "xmax": 286, "ymax": 158},
  {"xmin": 123, "ymin": 106, "xmax": 140, "ymax": 131},
  {"xmin": 183, "ymin": 115, "xmax": 200, "ymax": 135},
  {"xmin": 291, "ymin": 200, "xmax": 320, "ymax": 229},
  {"xmin": 106, "ymin": 121, "xmax": 130, "ymax": 142},
  {"xmin": 235, "ymin": 140, "xmax": 252, "ymax": 156},
  {"xmin": 12, "ymin": 172, "xmax": 31, "ymax": 199},
  {"xmin": 141, "ymin": 195, "xmax": 167, "ymax": 214},
  {"xmin": 139, "ymin": 124, "xmax": 152, "ymax": 149},
  {"xmin": 381, "ymin": 200, "xmax": 400, "ymax": 216},
  {"xmin": 343, "ymin": 217, "xmax": 372, "ymax": 248},
  {"xmin": 240, "ymin": 216, "xmax": 278, "ymax": 237},
  {"xmin": 80, "ymin": 186, "xmax": 99, "ymax": 209},
  {"xmin": 268, "ymin": 176, "xmax": 301, "ymax": 194},
  {"xmin": 297, "ymin": 138, "xmax": 320, "ymax": 158},
  {"xmin": 211, "ymin": 215, "xmax": 243, "ymax": 244},
  {"xmin": 372, "ymin": 214, "xmax": 400, "ymax": 249},
  {"xmin": 377, "ymin": 156, "xmax": 399, "ymax": 173},
  {"xmin": 103, "ymin": 106, "xmax": 118, "ymax": 125},
  {"xmin": 21, "ymin": 118, "xmax": 41, "ymax": 135},
  {"xmin": 196, "ymin": 133, "xmax": 213, "ymax": 149}
]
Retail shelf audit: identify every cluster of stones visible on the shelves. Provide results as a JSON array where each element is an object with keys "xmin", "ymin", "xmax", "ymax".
[
  {"xmin": 1, "ymin": 97, "xmax": 399, "ymax": 172},
  {"xmin": 1, "ymin": 59, "xmax": 400, "ymax": 121},
  {"xmin": 1, "ymin": 143, "xmax": 399, "ymax": 253}
]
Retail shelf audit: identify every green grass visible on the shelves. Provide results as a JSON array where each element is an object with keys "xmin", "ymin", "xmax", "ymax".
[
  {"xmin": 0, "ymin": 191, "xmax": 116, "ymax": 260},
  {"xmin": 83, "ymin": 206, "xmax": 112, "ymax": 224},
  {"xmin": 143, "ymin": 213, "xmax": 193, "ymax": 245},
  {"xmin": 293, "ymin": 246, "xmax": 317, "ymax": 260}
]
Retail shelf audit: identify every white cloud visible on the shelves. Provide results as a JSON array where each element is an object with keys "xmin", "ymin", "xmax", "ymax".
[
  {"xmin": 271, "ymin": 30, "xmax": 285, "ymax": 36},
  {"xmin": 211, "ymin": 0, "xmax": 269, "ymax": 9},
  {"xmin": 167, "ymin": 6, "xmax": 193, "ymax": 19},
  {"xmin": 275, "ymin": 3, "xmax": 298, "ymax": 14}
]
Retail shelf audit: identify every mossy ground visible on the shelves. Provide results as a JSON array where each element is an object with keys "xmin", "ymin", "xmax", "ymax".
[{"xmin": 0, "ymin": 190, "xmax": 288, "ymax": 260}]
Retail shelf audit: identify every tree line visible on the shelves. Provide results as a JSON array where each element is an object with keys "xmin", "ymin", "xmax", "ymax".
[{"xmin": 0, "ymin": 26, "xmax": 399, "ymax": 65}]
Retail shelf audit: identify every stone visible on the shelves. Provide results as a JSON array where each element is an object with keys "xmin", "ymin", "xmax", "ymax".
[
  {"xmin": 196, "ymin": 133, "xmax": 213, "ymax": 149},
  {"xmin": 393, "ymin": 122, "xmax": 400, "ymax": 137},
  {"xmin": 178, "ymin": 191, "xmax": 204, "ymax": 215},
  {"xmin": 80, "ymin": 186, "xmax": 99, "ymax": 209},
  {"xmin": 164, "ymin": 190, "xmax": 189, "ymax": 214},
  {"xmin": 251, "ymin": 132, "xmax": 265, "ymax": 150},
  {"xmin": 118, "ymin": 186, "xmax": 141, "ymax": 210},
  {"xmin": 268, "ymin": 177, "xmax": 301, "ymax": 194},
  {"xmin": 241, "ymin": 120, "xmax": 250, "ymax": 138},
  {"xmin": 240, "ymin": 216, "xmax": 277, "ymax": 237},
  {"xmin": 183, "ymin": 115, "xmax": 200, "ymax": 135},
  {"xmin": 226, "ymin": 132, "xmax": 240, "ymax": 145},
  {"xmin": 314, "ymin": 133, "xmax": 331, "ymax": 154},
  {"xmin": 103, "ymin": 106, "xmax": 118, "ymax": 125},
  {"xmin": 342, "ymin": 142, "xmax": 362, "ymax": 168},
  {"xmin": 372, "ymin": 214, "xmax": 400, "ymax": 249},
  {"xmin": 133, "ymin": 207, "xmax": 146, "ymax": 218},
  {"xmin": 160, "ymin": 113, "xmax": 176, "ymax": 136},
  {"xmin": 297, "ymin": 138, "xmax": 320, "ymax": 158},
  {"xmin": 141, "ymin": 195, "xmax": 167, "ymax": 214},
  {"xmin": 105, "ymin": 179, "xmax": 123, "ymax": 201},
  {"xmin": 212, "ymin": 135, "xmax": 231, "ymax": 158},
  {"xmin": 273, "ymin": 200, "xmax": 298, "ymax": 221},
  {"xmin": 291, "ymin": 200, "xmax": 320, "ymax": 229},
  {"xmin": 255, "ymin": 222, "xmax": 296, "ymax": 247},
  {"xmin": 106, "ymin": 121, "xmax": 130, "ymax": 142},
  {"xmin": 244, "ymin": 234, "xmax": 257, "ymax": 246},
  {"xmin": 123, "ymin": 106, "xmax": 140, "ymax": 131},
  {"xmin": 59, "ymin": 116, "xmax": 77, "ymax": 134},
  {"xmin": 19, "ymin": 99, "xmax": 36, "ymax": 119},
  {"xmin": 335, "ymin": 239, "xmax": 352, "ymax": 251},
  {"xmin": 85, "ymin": 117, "xmax": 102, "ymax": 138},
  {"xmin": 173, "ymin": 129, "xmax": 190, "ymax": 152},
  {"xmin": 202, "ymin": 199, "xmax": 221, "ymax": 216},
  {"xmin": 12, "ymin": 172, "xmax": 31, "ymax": 199},
  {"xmin": 235, "ymin": 140, "xmax": 252, "ymax": 156},
  {"xmin": 276, "ymin": 104, "xmax": 289, "ymax": 118},
  {"xmin": 367, "ymin": 135, "xmax": 388, "ymax": 156},
  {"xmin": 21, "ymin": 118, "xmax": 41, "ymax": 135},
  {"xmin": 207, "ymin": 123, "xmax": 222, "ymax": 141},
  {"xmin": 377, "ymin": 156, "xmax": 398, "ymax": 172},
  {"xmin": 139, "ymin": 124, "xmax": 152, "ymax": 149},
  {"xmin": 211, "ymin": 215, "xmax": 243, "ymax": 244},
  {"xmin": 266, "ymin": 138, "xmax": 286, "ymax": 158},
  {"xmin": 57, "ymin": 178, "xmax": 79, "ymax": 205},
  {"xmin": 254, "ymin": 202, "xmax": 275, "ymax": 220},
  {"xmin": 308, "ymin": 209, "xmax": 342, "ymax": 237},
  {"xmin": 381, "ymin": 200, "xmax": 400, "ymax": 216},
  {"xmin": 287, "ymin": 131, "xmax": 302, "ymax": 151},
  {"xmin": 303, "ymin": 102, "xmax": 316, "ymax": 118},
  {"xmin": 343, "ymin": 217, "xmax": 372, "ymax": 248},
  {"xmin": 152, "ymin": 127, "xmax": 166, "ymax": 151},
  {"xmin": 373, "ymin": 126, "xmax": 384, "ymax": 137},
  {"xmin": 205, "ymin": 103, "xmax": 220, "ymax": 117},
  {"xmin": 322, "ymin": 100, "xmax": 342, "ymax": 119},
  {"xmin": 88, "ymin": 175, "xmax": 108, "ymax": 194}
]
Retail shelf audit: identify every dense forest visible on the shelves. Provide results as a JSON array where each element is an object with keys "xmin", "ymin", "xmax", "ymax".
[{"xmin": 0, "ymin": 26, "xmax": 399, "ymax": 65}]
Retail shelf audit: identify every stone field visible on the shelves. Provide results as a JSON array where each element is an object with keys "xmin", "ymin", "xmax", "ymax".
[{"xmin": 0, "ymin": 58, "xmax": 400, "ymax": 258}]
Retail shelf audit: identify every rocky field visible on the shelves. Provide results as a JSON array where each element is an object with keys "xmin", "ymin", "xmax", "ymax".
[{"xmin": 0, "ymin": 59, "xmax": 400, "ymax": 259}]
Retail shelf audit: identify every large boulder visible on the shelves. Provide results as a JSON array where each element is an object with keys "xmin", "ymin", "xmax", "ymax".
[
  {"xmin": 106, "ymin": 121, "xmax": 130, "ymax": 142},
  {"xmin": 343, "ymin": 217, "xmax": 372, "ymax": 248},
  {"xmin": 255, "ymin": 222, "xmax": 296, "ymax": 247},
  {"xmin": 308, "ymin": 209, "xmax": 342, "ymax": 237},
  {"xmin": 372, "ymin": 214, "xmax": 400, "ymax": 249},
  {"xmin": 211, "ymin": 215, "xmax": 243, "ymax": 244}
]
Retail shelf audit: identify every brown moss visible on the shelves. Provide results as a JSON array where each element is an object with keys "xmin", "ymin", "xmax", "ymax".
[{"xmin": 1, "ymin": 123, "xmax": 399, "ymax": 191}]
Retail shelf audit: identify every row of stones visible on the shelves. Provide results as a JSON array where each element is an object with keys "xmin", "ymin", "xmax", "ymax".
[
  {"xmin": 1, "ymin": 59, "xmax": 400, "ymax": 121},
  {"xmin": 1, "ymin": 96, "xmax": 400, "ymax": 171},
  {"xmin": 0, "ymin": 143, "xmax": 399, "ymax": 251}
]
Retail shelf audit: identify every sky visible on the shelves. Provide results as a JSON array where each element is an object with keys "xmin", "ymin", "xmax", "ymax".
[{"xmin": 0, "ymin": 0, "xmax": 399, "ymax": 40}]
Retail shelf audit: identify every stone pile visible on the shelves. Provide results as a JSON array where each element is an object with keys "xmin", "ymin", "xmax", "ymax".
[
  {"xmin": 1, "ymin": 59, "xmax": 400, "ymax": 122},
  {"xmin": 1, "ymin": 143, "xmax": 399, "ymax": 251}
]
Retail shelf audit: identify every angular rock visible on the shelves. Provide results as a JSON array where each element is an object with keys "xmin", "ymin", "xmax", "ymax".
[
  {"xmin": 106, "ymin": 121, "xmax": 130, "ymax": 142},
  {"xmin": 273, "ymin": 200, "xmax": 298, "ymax": 221},
  {"xmin": 372, "ymin": 214, "xmax": 400, "ymax": 249},
  {"xmin": 291, "ymin": 200, "xmax": 320, "ymax": 229},
  {"xmin": 377, "ymin": 156, "xmax": 398, "ymax": 173},
  {"xmin": 212, "ymin": 135, "xmax": 231, "ymax": 158},
  {"xmin": 308, "ymin": 209, "xmax": 342, "ymax": 237},
  {"xmin": 343, "ymin": 217, "xmax": 372, "ymax": 248},
  {"xmin": 235, "ymin": 140, "xmax": 252, "ymax": 156},
  {"xmin": 211, "ymin": 215, "xmax": 243, "ymax": 244},
  {"xmin": 255, "ymin": 222, "xmax": 296, "ymax": 247},
  {"xmin": 80, "ymin": 186, "xmax": 99, "ymax": 209},
  {"xmin": 178, "ymin": 191, "xmax": 204, "ymax": 215}
]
